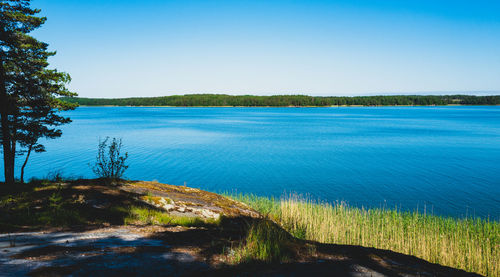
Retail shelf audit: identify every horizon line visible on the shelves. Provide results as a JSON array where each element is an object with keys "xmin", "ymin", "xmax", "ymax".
[{"xmin": 72, "ymin": 92, "xmax": 500, "ymax": 99}]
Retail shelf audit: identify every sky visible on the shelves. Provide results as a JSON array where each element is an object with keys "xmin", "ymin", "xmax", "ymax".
[{"xmin": 32, "ymin": 0, "xmax": 500, "ymax": 98}]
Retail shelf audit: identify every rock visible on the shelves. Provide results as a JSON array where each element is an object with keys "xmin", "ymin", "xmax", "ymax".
[
  {"xmin": 163, "ymin": 204, "xmax": 175, "ymax": 211},
  {"xmin": 127, "ymin": 181, "xmax": 260, "ymax": 220}
]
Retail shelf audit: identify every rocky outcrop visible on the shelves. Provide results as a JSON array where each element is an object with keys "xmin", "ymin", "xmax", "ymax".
[{"xmin": 121, "ymin": 181, "xmax": 260, "ymax": 220}]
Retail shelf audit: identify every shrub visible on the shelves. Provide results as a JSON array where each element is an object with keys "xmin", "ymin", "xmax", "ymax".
[{"xmin": 91, "ymin": 137, "xmax": 129, "ymax": 180}]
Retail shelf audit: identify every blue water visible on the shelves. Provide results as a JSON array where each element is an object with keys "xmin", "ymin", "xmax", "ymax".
[{"xmin": 2, "ymin": 106, "xmax": 500, "ymax": 219}]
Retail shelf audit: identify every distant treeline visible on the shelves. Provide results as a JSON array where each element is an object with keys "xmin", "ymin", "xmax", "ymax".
[{"xmin": 61, "ymin": 94, "xmax": 500, "ymax": 107}]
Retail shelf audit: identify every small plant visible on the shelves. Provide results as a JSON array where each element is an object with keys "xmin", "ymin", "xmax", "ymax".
[
  {"xmin": 49, "ymin": 191, "xmax": 63, "ymax": 213},
  {"xmin": 47, "ymin": 170, "xmax": 64, "ymax": 182},
  {"xmin": 92, "ymin": 137, "xmax": 129, "ymax": 180}
]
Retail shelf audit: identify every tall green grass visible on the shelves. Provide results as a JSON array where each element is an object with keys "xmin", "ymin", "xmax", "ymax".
[
  {"xmin": 226, "ymin": 193, "xmax": 499, "ymax": 276},
  {"xmin": 231, "ymin": 219, "xmax": 292, "ymax": 264}
]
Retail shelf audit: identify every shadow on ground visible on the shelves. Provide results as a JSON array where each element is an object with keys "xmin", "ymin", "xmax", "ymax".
[{"xmin": 0, "ymin": 179, "xmax": 483, "ymax": 276}]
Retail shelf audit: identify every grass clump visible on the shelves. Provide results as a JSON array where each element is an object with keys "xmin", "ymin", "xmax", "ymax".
[
  {"xmin": 228, "ymin": 193, "xmax": 499, "ymax": 276},
  {"xmin": 124, "ymin": 206, "xmax": 219, "ymax": 227},
  {"xmin": 231, "ymin": 219, "xmax": 293, "ymax": 264}
]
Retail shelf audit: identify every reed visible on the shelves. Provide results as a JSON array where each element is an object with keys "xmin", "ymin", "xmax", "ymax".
[
  {"xmin": 231, "ymin": 219, "xmax": 292, "ymax": 264},
  {"xmin": 227, "ymin": 193, "xmax": 499, "ymax": 276}
]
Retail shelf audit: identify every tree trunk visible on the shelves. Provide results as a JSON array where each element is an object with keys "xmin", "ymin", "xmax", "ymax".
[
  {"xmin": 20, "ymin": 144, "xmax": 33, "ymax": 183},
  {"xmin": 1, "ymin": 114, "xmax": 15, "ymax": 185},
  {"xmin": 0, "ymin": 52, "xmax": 16, "ymax": 185}
]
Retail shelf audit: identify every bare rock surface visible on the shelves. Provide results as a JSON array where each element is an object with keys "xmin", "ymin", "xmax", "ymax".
[{"xmin": 120, "ymin": 181, "xmax": 260, "ymax": 220}]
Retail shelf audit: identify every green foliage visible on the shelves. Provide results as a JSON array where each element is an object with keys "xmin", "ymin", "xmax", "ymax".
[
  {"xmin": 1, "ymin": 0, "xmax": 77, "ymax": 184},
  {"xmin": 91, "ymin": 137, "xmax": 129, "ymax": 180},
  {"xmin": 0, "ymin": 184, "xmax": 85, "ymax": 228},
  {"xmin": 62, "ymin": 94, "xmax": 500, "ymax": 107},
  {"xmin": 48, "ymin": 191, "xmax": 63, "ymax": 212}
]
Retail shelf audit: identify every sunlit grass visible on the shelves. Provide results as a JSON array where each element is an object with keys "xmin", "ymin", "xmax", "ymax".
[
  {"xmin": 124, "ymin": 206, "xmax": 220, "ymax": 227},
  {"xmin": 0, "ymin": 180, "xmax": 219, "ymax": 230},
  {"xmin": 226, "ymin": 193, "xmax": 499, "ymax": 276},
  {"xmin": 230, "ymin": 219, "xmax": 293, "ymax": 264}
]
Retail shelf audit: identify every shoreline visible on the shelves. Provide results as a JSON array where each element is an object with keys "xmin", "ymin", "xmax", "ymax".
[
  {"xmin": 1, "ymin": 179, "xmax": 496, "ymax": 276},
  {"xmin": 74, "ymin": 104, "xmax": 500, "ymax": 108}
]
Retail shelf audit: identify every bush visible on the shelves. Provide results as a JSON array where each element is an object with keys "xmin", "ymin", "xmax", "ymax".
[{"xmin": 91, "ymin": 137, "xmax": 129, "ymax": 180}]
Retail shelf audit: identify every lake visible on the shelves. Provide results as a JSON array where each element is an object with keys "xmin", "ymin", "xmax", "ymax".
[{"xmin": 2, "ymin": 106, "xmax": 499, "ymax": 219}]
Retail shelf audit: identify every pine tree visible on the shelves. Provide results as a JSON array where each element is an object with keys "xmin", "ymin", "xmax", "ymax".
[{"xmin": 1, "ymin": 0, "xmax": 76, "ymax": 184}]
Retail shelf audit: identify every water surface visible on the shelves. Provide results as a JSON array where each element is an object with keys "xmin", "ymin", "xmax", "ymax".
[{"xmin": 3, "ymin": 106, "xmax": 499, "ymax": 218}]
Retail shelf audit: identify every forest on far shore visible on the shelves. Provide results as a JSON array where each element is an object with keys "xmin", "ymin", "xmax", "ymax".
[{"xmin": 61, "ymin": 94, "xmax": 500, "ymax": 107}]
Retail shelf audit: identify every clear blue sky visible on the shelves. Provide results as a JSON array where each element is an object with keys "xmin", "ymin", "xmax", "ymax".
[{"xmin": 32, "ymin": 0, "xmax": 500, "ymax": 97}]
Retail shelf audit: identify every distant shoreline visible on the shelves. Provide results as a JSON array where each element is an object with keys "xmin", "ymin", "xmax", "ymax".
[
  {"xmin": 61, "ymin": 94, "xmax": 500, "ymax": 107},
  {"xmin": 75, "ymin": 104, "xmax": 500, "ymax": 108}
]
